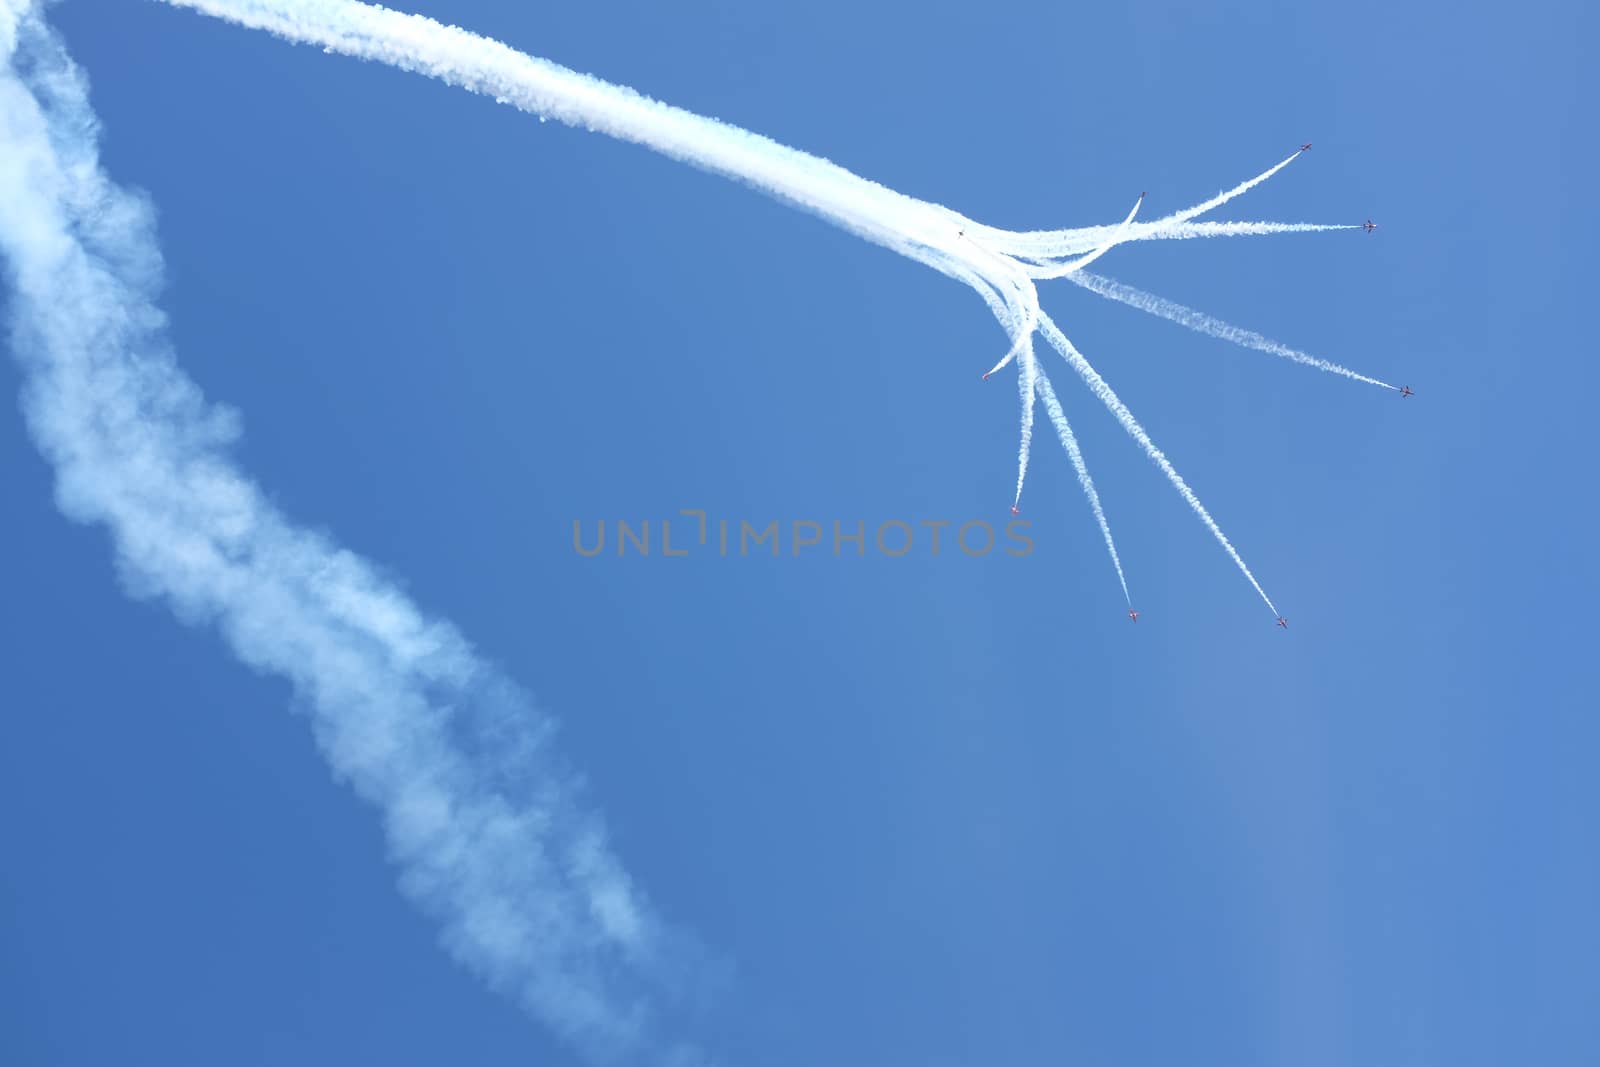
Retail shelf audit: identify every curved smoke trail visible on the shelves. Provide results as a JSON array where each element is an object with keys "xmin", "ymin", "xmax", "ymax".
[
  {"xmin": 975, "ymin": 150, "xmax": 1310, "ymax": 258},
  {"xmin": 0, "ymin": 6, "xmax": 710, "ymax": 1064}
]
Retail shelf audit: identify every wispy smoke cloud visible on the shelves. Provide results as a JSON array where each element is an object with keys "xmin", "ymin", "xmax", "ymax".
[{"xmin": 0, "ymin": 6, "xmax": 705, "ymax": 1063}]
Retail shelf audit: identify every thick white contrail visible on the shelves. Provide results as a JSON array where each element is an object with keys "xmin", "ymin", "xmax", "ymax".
[
  {"xmin": 158, "ymin": 0, "xmax": 979, "ymax": 273},
  {"xmin": 0, "ymin": 8, "xmax": 707, "ymax": 1065},
  {"xmin": 967, "ymin": 233, "xmax": 1044, "ymax": 382},
  {"xmin": 1030, "ymin": 191, "xmax": 1146, "ymax": 280},
  {"xmin": 1038, "ymin": 312, "xmax": 1280, "ymax": 615},
  {"xmin": 1031, "ymin": 370, "xmax": 1131, "ymax": 605},
  {"xmin": 981, "ymin": 191, "xmax": 1143, "ymax": 380},
  {"xmin": 1067, "ymin": 271, "xmax": 1397, "ymax": 389}
]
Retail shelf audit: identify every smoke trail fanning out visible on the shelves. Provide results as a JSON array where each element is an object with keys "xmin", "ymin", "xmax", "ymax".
[
  {"xmin": 154, "ymin": 0, "xmax": 1397, "ymax": 620},
  {"xmin": 1037, "ymin": 312, "xmax": 1280, "ymax": 615},
  {"xmin": 0, "ymin": 7, "xmax": 708, "ymax": 1065}
]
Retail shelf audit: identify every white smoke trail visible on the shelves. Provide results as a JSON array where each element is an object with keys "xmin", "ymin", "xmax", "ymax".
[
  {"xmin": 981, "ymin": 191, "xmax": 1141, "ymax": 380},
  {"xmin": 0, "ymin": 8, "xmax": 708, "ymax": 1064},
  {"xmin": 158, "ymin": 0, "xmax": 978, "ymax": 273},
  {"xmin": 160, "ymin": 0, "xmax": 1307, "ymax": 394},
  {"xmin": 1144, "ymin": 149, "xmax": 1306, "ymax": 231},
  {"xmin": 1030, "ymin": 191, "xmax": 1145, "ymax": 279},
  {"xmin": 156, "ymin": 0, "xmax": 1310, "ymax": 618},
  {"xmin": 1038, "ymin": 312, "xmax": 1279, "ymax": 615},
  {"xmin": 1068, "ymin": 271, "xmax": 1397, "ymax": 389},
  {"xmin": 976, "ymin": 150, "xmax": 1308, "ymax": 258},
  {"xmin": 164, "ymin": 0, "xmax": 1317, "ymax": 291},
  {"xmin": 1014, "ymin": 351, "xmax": 1038, "ymax": 510},
  {"xmin": 1005, "ymin": 193, "xmax": 1143, "ymax": 517},
  {"xmin": 1031, "ymin": 370, "xmax": 1131, "ymax": 604},
  {"xmin": 1015, "ymin": 220, "xmax": 1359, "ymax": 261},
  {"xmin": 966, "ymin": 233, "xmax": 1043, "ymax": 382}
]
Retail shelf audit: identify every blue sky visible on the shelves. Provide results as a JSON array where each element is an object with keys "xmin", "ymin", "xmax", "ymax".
[{"xmin": 1, "ymin": 1, "xmax": 1595, "ymax": 1065}]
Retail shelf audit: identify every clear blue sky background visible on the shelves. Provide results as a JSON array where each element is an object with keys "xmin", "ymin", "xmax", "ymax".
[{"xmin": 2, "ymin": 1, "xmax": 1594, "ymax": 1064}]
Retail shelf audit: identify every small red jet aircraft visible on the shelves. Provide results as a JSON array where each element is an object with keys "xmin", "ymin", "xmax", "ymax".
[
  {"xmin": 1300, "ymin": 142, "xmax": 1313, "ymax": 151},
  {"xmin": 1400, "ymin": 385, "xmax": 1414, "ymax": 397},
  {"xmin": 1276, "ymin": 617, "xmax": 1290, "ymax": 629},
  {"xmin": 982, "ymin": 371, "xmax": 991, "ymax": 381},
  {"xmin": 1363, "ymin": 219, "xmax": 1378, "ymax": 233},
  {"xmin": 1128, "ymin": 610, "xmax": 1139, "ymax": 623},
  {"xmin": 1010, "ymin": 505, "xmax": 1020, "ymax": 515}
]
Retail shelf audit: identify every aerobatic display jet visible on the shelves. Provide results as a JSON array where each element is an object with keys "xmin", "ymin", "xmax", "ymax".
[
  {"xmin": 1276, "ymin": 617, "xmax": 1290, "ymax": 629},
  {"xmin": 1363, "ymin": 219, "xmax": 1378, "ymax": 233},
  {"xmin": 1400, "ymin": 385, "xmax": 1414, "ymax": 397}
]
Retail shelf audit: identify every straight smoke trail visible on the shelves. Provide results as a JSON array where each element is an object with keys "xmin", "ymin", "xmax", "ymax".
[
  {"xmin": 1032, "ymin": 370, "xmax": 1131, "ymax": 605},
  {"xmin": 1010, "ymin": 351, "xmax": 1132, "ymax": 603},
  {"xmin": 1014, "ymin": 220, "xmax": 1359, "ymax": 261},
  {"xmin": 1015, "ymin": 354, "xmax": 1039, "ymax": 511},
  {"xmin": 0, "ymin": 7, "xmax": 706, "ymax": 1065},
  {"xmin": 1068, "ymin": 271, "xmax": 1397, "ymax": 389},
  {"xmin": 1038, "ymin": 312, "xmax": 1279, "ymax": 615},
  {"xmin": 157, "ymin": 0, "xmax": 977, "ymax": 270}
]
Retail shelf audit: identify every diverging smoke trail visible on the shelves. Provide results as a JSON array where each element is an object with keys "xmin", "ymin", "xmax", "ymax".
[
  {"xmin": 1068, "ymin": 271, "xmax": 1397, "ymax": 389},
  {"xmin": 1037, "ymin": 312, "xmax": 1280, "ymax": 615},
  {"xmin": 0, "ymin": 8, "xmax": 707, "ymax": 1065},
  {"xmin": 972, "ymin": 152, "xmax": 1309, "ymax": 259},
  {"xmin": 1145, "ymin": 150, "xmax": 1305, "ymax": 233},
  {"xmin": 1026, "ymin": 190, "xmax": 1145, "ymax": 282},
  {"xmin": 980, "ymin": 191, "xmax": 1141, "ymax": 380},
  {"xmin": 1031, "ymin": 369, "xmax": 1131, "ymax": 605},
  {"xmin": 160, "ymin": 0, "xmax": 1308, "ymax": 612}
]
